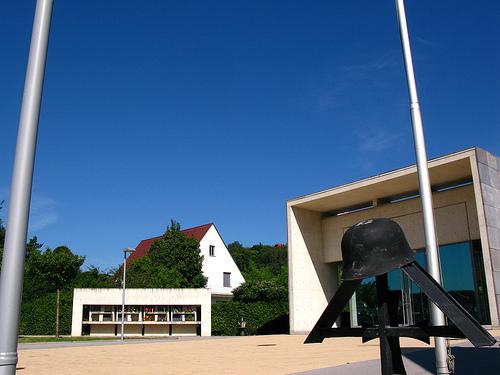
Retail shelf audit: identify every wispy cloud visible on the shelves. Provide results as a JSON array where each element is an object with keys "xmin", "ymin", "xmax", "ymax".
[
  {"xmin": 29, "ymin": 195, "xmax": 59, "ymax": 231},
  {"xmin": 0, "ymin": 188, "xmax": 59, "ymax": 232},
  {"xmin": 415, "ymin": 36, "xmax": 439, "ymax": 47},
  {"xmin": 357, "ymin": 127, "xmax": 404, "ymax": 153},
  {"xmin": 340, "ymin": 53, "xmax": 399, "ymax": 78},
  {"xmin": 303, "ymin": 53, "xmax": 400, "ymax": 111}
]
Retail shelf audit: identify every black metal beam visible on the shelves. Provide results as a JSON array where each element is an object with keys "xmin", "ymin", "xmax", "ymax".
[
  {"xmin": 305, "ymin": 279, "xmax": 361, "ymax": 344},
  {"xmin": 317, "ymin": 325, "xmax": 467, "ymax": 342},
  {"xmin": 401, "ymin": 262, "xmax": 496, "ymax": 347},
  {"xmin": 376, "ymin": 274, "xmax": 406, "ymax": 375}
]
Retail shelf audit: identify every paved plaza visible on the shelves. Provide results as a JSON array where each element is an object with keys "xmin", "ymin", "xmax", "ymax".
[{"xmin": 17, "ymin": 331, "xmax": 500, "ymax": 374}]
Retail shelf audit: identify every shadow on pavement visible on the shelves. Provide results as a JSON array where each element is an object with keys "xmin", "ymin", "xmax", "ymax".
[
  {"xmin": 404, "ymin": 346, "xmax": 500, "ymax": 375},
  {"xmin": 292, "ymin": 344, "xmax": 500, "ymax": 375}
]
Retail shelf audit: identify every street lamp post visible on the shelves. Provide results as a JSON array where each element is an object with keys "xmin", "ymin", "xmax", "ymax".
[
  {"xmin": 394, "ymin": 1, "xmax": 450, "ymax": 374},
  {"xmin": 121, "ymin": 248, "xmax": 135, "ymax": 341}
]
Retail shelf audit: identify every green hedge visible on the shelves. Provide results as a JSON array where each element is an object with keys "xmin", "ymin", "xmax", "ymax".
[
  {"xmin": 211, "ymin": 301, "xmax": 289, "ymax": 336},
  {"xmin": 20, "ymin": 290, "xmax": 73, "ymax": 335},
  {"xmin": 19, "ymin": 292, "xmax": 290, "ymax": 336}
]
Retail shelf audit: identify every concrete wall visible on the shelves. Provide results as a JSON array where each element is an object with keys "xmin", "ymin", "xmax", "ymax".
[
  {"xmin": 476, "ymin": 148, "xmax": 500, "ymax": 323},
  {"xmin": 171, "ymin": 325, "xmax": 197, "ymax": 336},
  {"xmin": 200, "ymin": 225, "xmax": 245, "ymax": 297},
  {"xmin": 71, "ymin": 288, "xmax": 211, "ymax": 336},
  {"xmin": 287, "ymin": 148, "xmax": 500, "ymax": 331},
  {"xmin": 144, "ymin": 324, "xmax": 169, "ymax": 336},
  {"xmin": 288, "ymin": 185, "xmax": 482, "ymax": 333},
  {"xmin": 90, "ymin": 324, "xmax": 117, "ymax": 336},
  {"xmin": 287, "ymin": 207, "xmax": 337, "ymax": 334},
  {"xmin": 322, "ymin": 184, "xmax": 480, "ymax": 262}
]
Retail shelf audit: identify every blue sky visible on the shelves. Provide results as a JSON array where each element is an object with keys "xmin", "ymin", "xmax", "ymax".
[{"xmin": 1, "ymin": 1, "xmax": 498, "ymax": 270}]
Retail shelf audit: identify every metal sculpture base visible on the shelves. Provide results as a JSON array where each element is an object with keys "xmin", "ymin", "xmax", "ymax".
[{"xmin": 305, "ymin": 261, "xmax": 496, "ymax": 375}]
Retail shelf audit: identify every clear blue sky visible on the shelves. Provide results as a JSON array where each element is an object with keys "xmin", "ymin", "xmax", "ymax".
[{"xmin": 1, "ymin": 1, "xmax": 498, "ymax": 270}]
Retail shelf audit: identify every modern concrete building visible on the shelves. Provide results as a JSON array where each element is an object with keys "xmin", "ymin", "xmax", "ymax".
[
  {"xmin": 287, "ymin": 147, "xmax": 500, "ymax": 334},
  {"xmin": 71, "ymin": 288, "xmax": 211, "ymax": 337}
]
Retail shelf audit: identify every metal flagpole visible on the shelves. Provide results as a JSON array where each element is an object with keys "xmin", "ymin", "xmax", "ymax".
[
  {"xmin": 0, "ymin": 1, "xmax": 53, "ymax": 374},
  {"xmin": 394, "ymin": 1, "xmax": 450, "ymax": 374}
]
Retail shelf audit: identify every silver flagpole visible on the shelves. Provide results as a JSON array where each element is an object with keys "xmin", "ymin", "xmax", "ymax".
[
  {"xmin": 394, "ymin": 1, "xmax": 450, "ymax": 374},
  {"xmin": 0, "ymin": 1, "xmax": 53, "ymax": 374}
]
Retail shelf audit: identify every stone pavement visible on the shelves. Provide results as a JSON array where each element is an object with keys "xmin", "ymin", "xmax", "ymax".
[{"xmin": 17, "ymin": 331, "xmax": 500, "ymax": 375}]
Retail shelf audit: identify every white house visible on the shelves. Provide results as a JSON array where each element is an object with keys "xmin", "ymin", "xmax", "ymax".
[
  {"xmin": 129, "ymin": 223, "xmax": 245, "ymax": 301},
  {"xmin": 71, "ymin": 223, "xmax": 245, "ymax": 337}
]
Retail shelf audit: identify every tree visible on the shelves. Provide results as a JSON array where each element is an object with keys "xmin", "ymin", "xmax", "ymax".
[
  {"xmin": 22, "ymin": 237, "xmax": 46, "ymax": 300},
  {"xmin": 227, "ymin": 241, "xmax": 248, "ymax": 271},
  {"xmin": 0, "ymin": 202, "xmax": 41, "ymax": 275},
  {"xmin": 126, "ymin": 220, "xmax": 207, "ymax": 288},
  {"xmin": 29, "ymin": 246, "xmax": 84, "ymax": 337},
  {"xmin": 126, "ymin": 257, "xmax": 184, "ymax": 288},
  {"xmin": 25, "ymin": 236, "xmax": 43, "ymax": 260},
  {"xmin": 227, "ymin": 241, "xmax": 288, "ymax": 283},
  {"xmin": 72, "ymin": 266, "xmax": 115, "ymax": 288}
]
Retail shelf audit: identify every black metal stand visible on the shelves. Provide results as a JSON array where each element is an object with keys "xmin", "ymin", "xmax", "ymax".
[
  {"xmin": 305, "ymin": 261, "xmax": 496, "ymax": 375},
  {"xmin": 376, "ymin": 274, "xmax": 406, "ymax": 375}
]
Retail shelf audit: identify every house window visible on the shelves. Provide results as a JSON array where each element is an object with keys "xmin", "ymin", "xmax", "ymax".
[
  {"xmin": 209, "ymin": 245, "xmax": 215, "ymax": 257},
  {"xmin": 223, "ymin": 272, "xmax": 231, "ymax": 287}
]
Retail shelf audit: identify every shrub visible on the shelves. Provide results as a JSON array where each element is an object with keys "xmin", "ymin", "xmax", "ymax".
[
  {"xmin": 233, "ymin": 280, "xmax": 288, "ymax": 303},
  {"xmin": 211, "ymin": 301, "xmax": 288, "ymax": 336}
]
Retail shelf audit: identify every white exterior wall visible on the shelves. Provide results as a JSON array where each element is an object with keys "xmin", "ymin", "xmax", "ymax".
[
  {"xmin": 287, "ymin": 148, "xmax": 500, "ymax": 332},
  {"xmin": 71, "ymin": 288, "xmax": 211, "ymax": 336},
  {"xmin": 199, "ymin": 225, "xmax": 245, "ymax": 298},
  {"xmin": 322, "ymin": 185, "xmax": 480, "ymax": 262},
  {"xmin": 473, "ymin": 149, "xmax": 500, "ymax": 324},
  {"xmin": 288, "ymin": 187, "xmax": 487, "ymax": 333},
  {"xmin": 287, "ymin": 207, "xmax": 337, "ymax": 334}
]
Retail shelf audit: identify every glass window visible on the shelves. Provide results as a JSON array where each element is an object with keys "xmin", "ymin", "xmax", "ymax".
[
  {"xmin": 209, "ymin": 245, "xmax": 215, "ymax": 256},
  {"xmin": 223, "ymin": 272, "xmax": 231, "ymax": 287},
  {"xmin": 439, "ymin": 242, "xmax": 489, "ymax": 323},
  {"xmin": 471, "ymin": 240, "xmax": 491, "ymax": 324},
  {"xmin": 355, "ymin": 277, "xmax": 378, "ymax": 326},
  {"xmin": 353, "ymin": 240, "xmax": 490, "ymax": 326}
]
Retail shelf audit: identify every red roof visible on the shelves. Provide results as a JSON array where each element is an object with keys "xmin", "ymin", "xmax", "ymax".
[{"xmin": 127, "ymin": 223, "xmax": 213, "ymax": 263}]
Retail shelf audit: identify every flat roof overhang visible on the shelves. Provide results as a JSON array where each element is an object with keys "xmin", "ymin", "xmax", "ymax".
[{"xmin": 288, "ymin": 148, "xmax": 476, "ymax": 213}]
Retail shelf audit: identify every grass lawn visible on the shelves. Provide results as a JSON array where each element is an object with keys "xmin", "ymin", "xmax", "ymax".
[{"xmin": 18, "ymin": 336, "xmax": 119, "ymax": 344}]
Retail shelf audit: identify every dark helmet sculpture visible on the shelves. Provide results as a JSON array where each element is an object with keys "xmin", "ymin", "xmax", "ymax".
[{"xmin": 341, "ymin": 218, "xmax": 415, "ymax": 280}]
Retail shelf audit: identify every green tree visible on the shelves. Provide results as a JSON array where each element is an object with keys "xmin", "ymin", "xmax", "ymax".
[
  {"xmin": 29, "ymin": 246, "xmax": 84, "ymax": 337},
  {"xmin": 22, "ymin": 237, "xmax": 47, "ymax": 301},
  {"xmin": 227, "ymin": 241, "xmax": 288, "ymax": 284},
  {"xmin": 0, "ymin": 201, "xmax": 42, "ymax": 281},
  {"xmin": 72, "ymin": 266, "xmax": 116, "ymax": 288},
  {"xmin": 125, "ymin": 256, "xmax": 184, "ymax": 288},
  {"xmin": 227, "ymin": 241, "xmax": 248, "ymax": 271},
  {"xmin": 126, "ymin": 221, "xmax": 207, "ymax": 288}
]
